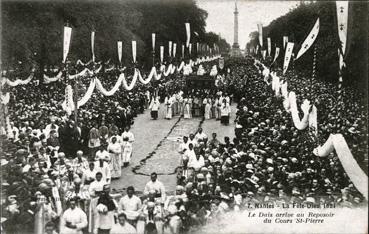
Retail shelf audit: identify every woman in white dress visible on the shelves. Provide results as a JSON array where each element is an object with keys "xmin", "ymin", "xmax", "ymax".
[
  {"xmin": 204, "ymin": 97, "xmax": 212, "ymax": 120},
  {"xmin": 164, "ymin": 94, "xmax": 173, "ymax": 119},
  {"xmin": 107, "ymin": 137, "xmax": 122, "ymax": 179},
  {"xmin": 183, "ymin": 96, "xmax": 192, "ymax": 119},
  {"xmin": 121, "ymin": 137, "xmax": 133, "ymax": 167}
]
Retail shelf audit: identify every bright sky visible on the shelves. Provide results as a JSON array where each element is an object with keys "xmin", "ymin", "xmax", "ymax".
[{"xmin": 196, "ymin": 0, "xmax": 300, "ymax": 49}]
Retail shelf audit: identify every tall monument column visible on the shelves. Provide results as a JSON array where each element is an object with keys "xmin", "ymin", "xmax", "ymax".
[
  {"xmin": 233, "ymin": 1, "xmax": 239, "ymax": 48},
  {"xmin": 230, "ymin": 0, "xmax": 242, "ymax": 57}
]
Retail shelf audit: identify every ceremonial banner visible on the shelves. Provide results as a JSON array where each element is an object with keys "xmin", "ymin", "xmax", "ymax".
[
  {"xmin": 185, "ymin": 23, "xmax": 191, "ymax": 47},
  {"xmin": 117, "ymin": 41, "xmax": 123, "ymax": 63},
  {"xmin": 160, "ymin": 46, "xmax": 164, "ymax": 63},
  {"xmin": 91, "ymin": 31, "xmax": 95, "ymax": 62},
  {"xmin": 197, "ymin": 43, "xmax": 199, "ymax": 53},
  {"xmin": 182, "ymin": 45, "xmax": 185, "ymax": 58},
  {"xmin": 261, "ymin": 50, "xmax": 266, "ymax": 60},
  {"xmin": 295, "ymin": 18, "xmax": 320, "ymax": 60},
  {"xmin": 283, "ymin": 42, "xmax": 294, "ymax": 74},
  {"xmin": 336, "ymin": 1, "xmax": 349, "ymax": 55},
  {"xmin": 256, "ymin": 45, "xmax": 259, "ymax": 54},
  {"xmin": 267, "ymin": 37, "xmax": 271, "ymax": 56},
  {"xmin": 132, "ymin": 41, "xmax": 137, "ymax": 63},
  {"xmin": 283, "ymin": 36, "xmax": 288, "ymax": 49},
  {"xmin": 189, "ymin": 43, "xmax": 192, "ymax": 55},
  {"xmin": 257, "ymin": 23, "xmax": 263, "ymax": 47},
  {"xmin": 173, "ymin": 43, "xmax": 177, "ymax": 57},
  {"xmin": 152, "ymin": 33, "xmax": 156, "ymax": 51},
  {"xmin": 63, "ymin": 26, "xmax": 72, "ymax": 63},
  {"xmin": 169, "ymin": 41, "xmax": 172, "ymax": 57},
  {"xmin": 273, "ymin": 47, "xmax": 280, "ymax": 63}
]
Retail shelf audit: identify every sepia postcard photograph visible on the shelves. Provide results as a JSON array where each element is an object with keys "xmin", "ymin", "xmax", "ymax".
[{"xmin": 0, "ymin": 0, "xmax": 368, "ymax": 233}]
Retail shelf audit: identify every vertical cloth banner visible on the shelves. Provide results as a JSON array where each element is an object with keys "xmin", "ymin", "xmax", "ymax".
[
  {"xmin": 152, "ymin": 33, "xmax": 156, "ymax": 51},
  {"xmin": 63, "ymin": 26, "xmax": 72, "ymax": 63},
  {"xmin": 117, "ymin": 41, "xmax": 123, "ymax": 63},
  {"xmin": 257, "ymin": 23, "xmax": 263, "ymax": 47},
  {"xmin": 283, "ymin": 36, "xmax": 288, "ymax": 49},
  {"xmin": 132, "ymin": 41, "xmax": 137, "ymax": 63},
  {"xmin": 267, "ymin": 37, "xmax": 271, "ymax": 56},
  {"xmin": 197, "ymin": 43, "xmax": 199, "ymax": 54},
  {"xmin": 273, "ymin": 47, "xmax": 280, "ymax": 63},
  {"xmin": 261, "ymin": 50, "xmax": 266, "ymax": 60},
  {"xmin": 336, "ymin": 1, "xmax": 349, "ymax": 55},
  {"xmin": 283, "ymin": 42, "xmax": 294, "ymax": 74},
  {"xmin": 91, "ymin": 31, "xmax": 95, "ymax": 62},
  {"xmin": 169, "ymin": 41, "xmax": 172, "ymax": 57},
  {"xmin": 185, "ymin": 23, "xmax": 191, "ymax": 47},
  {"xmin": 173, "ymin": 43, "xmax": 177, "ymax": 57},
  {"xmin": 256, "ymin": 45, "xmax": 259, "ymax": 54},
  {"xmin": 182, "ymin": 45, "xmax": 185, "ymax": 58},
  {"xmin": 160, "ymin": 46, "xmax": 164, "ymax": 63},
  {"xmin": 189, "ymin": 43, "xmax": 192, "ymax": 55},
  {"xmin": 295, "ymin": 18, "xmax": 320, "ymax": 60}
]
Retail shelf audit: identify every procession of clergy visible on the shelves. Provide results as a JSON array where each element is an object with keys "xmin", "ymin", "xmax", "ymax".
[{"xmin": 149, "ymin": 90, "xmax": 232, "ymax": 125}]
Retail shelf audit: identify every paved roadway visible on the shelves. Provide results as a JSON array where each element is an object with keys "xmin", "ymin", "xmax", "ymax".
[{"xmin": 110, "ymin": 103, "xmax": 237, "ymax": 194}]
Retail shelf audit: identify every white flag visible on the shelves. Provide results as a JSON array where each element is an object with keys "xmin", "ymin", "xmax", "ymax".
[
  {"xmin": 197, "ymin": 43, "xmax": 199, "ymax": 53},
  {"xmin": 257, "ymin": 23, "xmax": 263, "ymax": 47},
  {"xmin": 160, "ymin": 46, "xmax": 164, "ymax": 63},
  {"xmin": 273, "ymin": 47, "xmax": 280, "ymax": 63},
  {"xmin": 267, "ymin": 37, "xmax": 271, "ymax": 56},
  {"xmin": 283, "ymin": 42, "xmax": 294, "ymax": 74},
  {"xmin": 132, "ymin": 41, "xmax": 137, "ymax": 63},
  {"xmin": 91, "ymin": 31, "xmax": 95, "ymax": 62},
  {"xmin": 117, "ymin": 41, "xmax": 123, "ymax": 63},
  {"xmin": 261, "ymin": 50, "xmax": 266, "ymax": 60},
  {"xmin": 256, "ymin": 45, "xmax": 259, "ymax": 54},
  {"xmin": 63, "ymin": 26, "xmax": 72, "ymax": 63},
  {"xmin": 173, "ymin": 43, "xmax": 177, "ymax": 57},
  {"xmin": 182, "ymin": 44, "xmax": 185, "ymax": 58},
  {"xmin": 152, "ymin": 33, "xmax": 156, "ymax": 51},
  {"xmin": 185, "ymin": 23, "xmax": 191, "ymax": 47},
  {"xmin": 295, "ymin": 18, "xmax": 320, "ymax": 60},
  {"xmin": 336, "ymin": 1, "xmax": 349, "ymax": 55},
  {"xmin": 283, "ymin": 36, "xmax": 288, "ymax": 49},
  {"xmin": 189, "ymin": 43, "xmax": 192, "ymax": 55}
]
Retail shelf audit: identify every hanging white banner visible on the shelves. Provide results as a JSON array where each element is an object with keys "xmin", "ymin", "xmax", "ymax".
[
  {"xmin": 267, "ymin": 37, "xmax": 271, "ymax": 56},
  {"xmin": 283, "ymin": 42, "xmax": 294, "ymax": 74},
  {"xmin": 256, "ymin": 45, "xmax": 259, "ymax": 54},
  {"xmin": 273, "ymin": 47, "xmax": 280, "ymax": 63},
  {"xmin": 168, "ymin": 41, "xmax": 172, "ymax": 57},
  {"xmin": 160, "ymin": 46, "xmax": 164, "ymax": 63},
  {"xmin": 189, "ymin": 43, "xmax": 192, "ymax": 55},
  {"xmin": 117, "ymin": 41, "xmax": 122, "ymax": 63},
  {"xmin": 132, "ymin": 41, "xmax": 137, "ymax": 63},
  {"xmin": 336, "ymin": 1, "xmax": 349, "ymax": 55},
  {"xmin": 182, "ymin": 44, "xmax": 185, "ymax": 58},
  {"xmin": 185, "ymin": 23, "xmax": 191, "ymax": 47},
  {"xmin": 257, "ymin": 23, "xmax": 263, "ymax": 47},
  {"xmin": 173, "ymin": 43, "xmax": 177, "ymax": 57},
  {"xmin": 295, "ymin": 18, "xmax": 320, "ymax": 60},
  {"xmin": 152, "ymin": 33, "xmax": 156, "ymax": 51},
  {"xmin": 63, "ymin": 26, "xmax": 72, "ymax": 63},
  {"xmin": 283, "ymin": 36, "xmax": 288, "ymax": 49},
  {"xmin": 91, "ymin": 31, "xmax": 95, "ymax": 62},
  {"xmin": 197, "ymin": 43, "xmax": 199, "ymax": 53},
  {"xmin": 261, "ymin": 50, "xmax": 266, "ymax": 60}
]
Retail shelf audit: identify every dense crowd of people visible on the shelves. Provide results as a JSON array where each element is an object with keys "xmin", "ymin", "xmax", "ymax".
[{"xmin": 0, "ymin": 56, "xmax": 367, "ymax": 234}]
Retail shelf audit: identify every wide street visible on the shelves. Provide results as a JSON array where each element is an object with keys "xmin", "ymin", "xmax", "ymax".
[{"xmin": 110, "ymin": 103, "xmax": 237, "ymax": 194}]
